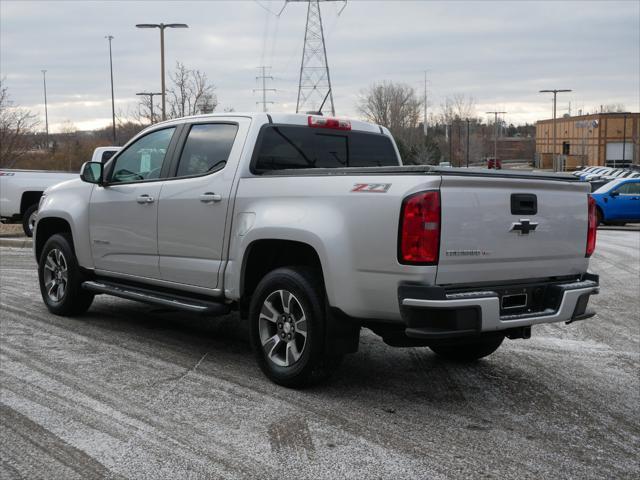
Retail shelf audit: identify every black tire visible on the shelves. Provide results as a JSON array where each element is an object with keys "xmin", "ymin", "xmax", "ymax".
[
  {"xmin": 38, "ymin": 233, "xmax": 94, "ymax": 316},
  {"xmin": 596, "ymin": 208, "xmax": 604, "ymax": 226},
  {"xmin": 22, "ymin": 204, "xmax": 38, "ymax": 237},
  {"xmin": 249, "ymin": 266, "xmax": 341, "ymax": 388},
  {"xmin": 430, "ymin": 336, "xmax": 504, "ymax": 362}
]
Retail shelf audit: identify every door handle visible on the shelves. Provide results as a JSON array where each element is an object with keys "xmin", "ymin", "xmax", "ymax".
[
  {"xmin": 200, "ymin": 192, "xmax": 222, "ymax": 203},
  {"xmin": 136, "ymin": 194, "xmax": 155, "ymax": 204}
]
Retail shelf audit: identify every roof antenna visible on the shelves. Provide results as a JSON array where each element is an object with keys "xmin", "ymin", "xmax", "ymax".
[{"xmin": 308, "ymin": 88, "xmax": 332, "ymax": 116}]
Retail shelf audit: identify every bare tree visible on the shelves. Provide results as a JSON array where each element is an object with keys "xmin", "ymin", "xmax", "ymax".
[
  {"xmin": 439, "ymin": 94, "xmax": 476, "ymax": 124},
  {"xmin": 0, "ymin": 79, "xmax": 39, "ymax": 168},
  {"xmin": 167, "ymin": 61, "xmax": 217, "ymax": 118},
  {"xmin": 357, "ymin": 81, "xmax": 422, "ymax": 138}
]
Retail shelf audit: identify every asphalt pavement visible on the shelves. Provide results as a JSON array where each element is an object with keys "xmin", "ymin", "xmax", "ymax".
[{"xmin": 1, "ymin": 231, "xmax": 638, "ymax": 479}]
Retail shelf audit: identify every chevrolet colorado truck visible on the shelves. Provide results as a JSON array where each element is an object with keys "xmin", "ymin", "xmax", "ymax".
[
  {"xmin": 34, "ymin": 113, "xmax": 600, "ymax": 387},
  {"xmin": 0, "ymin": 146, "xmax": 120, "ymax": 236}
]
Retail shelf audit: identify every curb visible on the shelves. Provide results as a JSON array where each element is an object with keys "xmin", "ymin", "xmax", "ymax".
[{"xmin": 0, "ymin": 237, "xmax": 33, "ymax": 249}]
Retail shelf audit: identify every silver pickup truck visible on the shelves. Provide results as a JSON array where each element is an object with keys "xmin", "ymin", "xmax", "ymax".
[{"xmin": 34, "ymin": 113, "xmax": 599, "ymax": 387}]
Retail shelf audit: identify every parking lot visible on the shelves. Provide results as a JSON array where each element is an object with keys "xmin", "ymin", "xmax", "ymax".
[{"xmin": 0, "ymin": 230, "xmax": 638, "ymax": 479}]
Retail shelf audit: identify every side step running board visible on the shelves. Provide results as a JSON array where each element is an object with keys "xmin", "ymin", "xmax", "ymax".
[{"xmin": 82, "ymin": 280, "xmax": 231, "ymax": 316}]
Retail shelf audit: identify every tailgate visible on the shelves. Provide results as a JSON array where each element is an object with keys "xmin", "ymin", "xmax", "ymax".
[{"xmin": 435, "ymin": 175, "xmax": 590, "ymax": 285}]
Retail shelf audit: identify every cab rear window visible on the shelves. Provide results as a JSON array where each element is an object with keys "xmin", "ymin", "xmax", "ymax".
[{"xmin": 253, "ymin": 125, "xmax": 398, "ymax": 172}]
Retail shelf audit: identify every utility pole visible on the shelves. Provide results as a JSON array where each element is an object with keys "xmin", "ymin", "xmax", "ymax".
[
  {"xmin": 105, "ymin": 35, "xmax": 116, "ymax": 143},
  {"xmin": 449, "ymin": 123, "xmax": 453, "ymax": 164},
  {"xmin": 466, "ymin": 118, "xmax": 470, "ymax": 168},
  {"xmin": 486, "ymin": 111, "xmax": 507, "ymax": 167},
  {"xmin": 539, "ymin": 89, "xmax": 571, "ymax": 171},
  {"xmin": 136, "ymin": 23, "xmax": 189, "ymax": 121},
  {"xmin": 41, "ymin": 70, "xmax": 49, "ymax": 148},
  {"xmin": 136, "ymin": 92, "xmax": 163, "ymax": 125},
  {"xmin": 254, "ymin": 66, "xmax": 276, "ymax": 112},
  {"xmin": 423, "ymin": 71, "xmax": 428, "ymax": 137}
]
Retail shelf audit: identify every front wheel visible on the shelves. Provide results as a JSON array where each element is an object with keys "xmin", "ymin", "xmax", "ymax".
[
  {"xmin": 38, "ymin": 233, "xmax": 94, "ymax": 316},
  {"xmin": 249, "ymin": 267, "xmax": 341, "ymax": 388},
  {"xmin": 430, "ymin": 336, "xmax": 504, "ymax": 362}
]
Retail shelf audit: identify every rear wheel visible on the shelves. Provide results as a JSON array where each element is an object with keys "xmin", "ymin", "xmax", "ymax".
[
  {"xmin": 38, "ymin": 233, "xmax": 94, "ymax": 316},
  {"xmin": 22, "ymin": 204, "xmax": 38, "ymax": 237},
  {"xmin": 249, "ymin": 267, "xmax": 341, "ymax": 387},
  {"xmin": 430, "ymin": 336, "xmax": 504, "ymax": 362}
]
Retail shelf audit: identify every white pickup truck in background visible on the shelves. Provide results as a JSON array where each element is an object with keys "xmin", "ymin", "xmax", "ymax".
[{"xmin": 0, "ymin": 146, "xmax": 120, "ymax": 236}]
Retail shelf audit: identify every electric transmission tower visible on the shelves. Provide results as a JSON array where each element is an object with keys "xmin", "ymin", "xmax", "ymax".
[
  {"xmin": 280, "ymin": 0, "xmax": 346, "ymax": 116},
  {"xmin": 254, "ymin": 66, "xmax": 275, "ymax": 112}
]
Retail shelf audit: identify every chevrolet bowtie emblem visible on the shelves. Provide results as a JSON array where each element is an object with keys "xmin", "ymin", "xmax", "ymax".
[{"xmin": 511, "ymin": 219, "xmax": 538, "ymax": 235}]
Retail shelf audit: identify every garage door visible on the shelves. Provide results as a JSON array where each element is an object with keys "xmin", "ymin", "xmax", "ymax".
[{"xmin": 606, "ymin": 142, "xmax": 633, "ymax": 161}]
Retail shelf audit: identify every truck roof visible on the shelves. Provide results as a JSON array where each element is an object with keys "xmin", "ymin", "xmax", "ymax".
[{"xmin": 152, "ymin": 112, "xmax": 386, "ymax": 135}]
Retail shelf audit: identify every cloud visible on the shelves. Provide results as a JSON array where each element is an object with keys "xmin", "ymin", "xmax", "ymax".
[{"xmin": 1, "ymin": 0, "xmax": 638, "ymax": 132}]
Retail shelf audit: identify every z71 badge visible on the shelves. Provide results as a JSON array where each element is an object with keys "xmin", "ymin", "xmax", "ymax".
[{"xmin": 351, "ymin": 183, "xmax": 392, "ymax": 193}]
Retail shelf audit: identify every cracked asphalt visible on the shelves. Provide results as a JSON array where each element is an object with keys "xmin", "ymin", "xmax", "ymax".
[{"xmin": 1, "ymin": 230, "xmax": 638, "ymax": 479}]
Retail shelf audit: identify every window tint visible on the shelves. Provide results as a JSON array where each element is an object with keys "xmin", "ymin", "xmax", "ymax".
[
  {"xmin": 350, "ymin": 132, "xmax": 399, "ymax": 167},
  {"xmin": 254, "ymin": 126, "xmax": 316, "ymax": 170},
  {"xmin": 316, "ymin": 134, "xmax": 348, "ymax": 167},
  {"xmin": 254, "ymin": 126, "xmax": 398, "ymax": 172},
  {"xmin": 110, "ymin": 128, "xmax": 175, "ymax": 183},
  {"xmin": 176, "ymin": 123, "xmax": 239, "ymax": 177},
  {"xmin": 616, "ymin": 181, "xmax": 640, "ymax": 195}
]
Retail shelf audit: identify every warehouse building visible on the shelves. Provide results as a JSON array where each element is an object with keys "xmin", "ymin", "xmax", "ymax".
[{"xmin": 535, "ymin": 112, "xmax": 639, "ymax": 170}]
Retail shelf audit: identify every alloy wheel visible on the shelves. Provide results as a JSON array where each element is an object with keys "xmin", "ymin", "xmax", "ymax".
[
  {"xmin": 43, "ymin": 248, "xmax": 68, "ymax": 302},
  {"xmin": 258, "ymin": 289, "xmax": 308, "ymax": 367}
]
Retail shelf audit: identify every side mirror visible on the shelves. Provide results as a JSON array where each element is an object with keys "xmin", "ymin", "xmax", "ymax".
[
  {"xmin": 610, "ymin": 190, "xmax": 620, "ymax": 197},
  {"xmin": 80, "ymin": 161, "xmax": 103, "ymax": 185}
]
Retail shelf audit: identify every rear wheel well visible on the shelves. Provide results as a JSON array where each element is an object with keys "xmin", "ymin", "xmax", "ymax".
[
  {"xmin": 20, "ymin": 191, "xmax": 43, "ymax": 215},
  {"xmin": 241, "ymin": 240, "xmax": 324, "ymax": 312},
  {"xmin": 35, "ymin": 218, "xmax": 73, "ymax": 261}
]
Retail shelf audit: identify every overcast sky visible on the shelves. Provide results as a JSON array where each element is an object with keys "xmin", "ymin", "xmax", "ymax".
[{"xmin": 1, "ymin": 0, "xmax": 638, "ymax": 132}]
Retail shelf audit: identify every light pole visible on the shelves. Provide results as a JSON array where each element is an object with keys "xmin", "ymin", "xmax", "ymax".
[
  {"xmin": 41, "ymin": 70, "xmax": 49, "ymax": 148},
  {"xmin": 136, "ymin": 92, "xmax": 163, "ymax": 124},
  {"xmin": 486, "ymin": 111, "xmax": 507, "ymax": 167},
  {"xmin": 135, "ymin": 23, "xmax": 188, "ymax": 121},
  {"xmin": 105, "ymin": 35, "xmax": 116, "ymax": 143},
  {"xmin": 539, "ymin": 89, "xmax": 572, "ymax": 171},
  {"xmin": 622, "ymin": 113, "xmax": 627, "ymax": 168},
  {"xmin": 466, "ymin": 118, "xmax": 470, "ymax": 168}
]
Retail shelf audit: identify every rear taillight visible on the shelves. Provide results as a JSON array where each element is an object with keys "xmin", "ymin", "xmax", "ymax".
[
  {"xmin": 399, "ymin": 191, "xmax": 440, "ymax": 264},
  {"xmin": 586, "ymin": 195, "xmax": 597, "ymax": 257},
  {"xmin": 308, "ymin": 115, "xmax": 351, "ymax": 131}
]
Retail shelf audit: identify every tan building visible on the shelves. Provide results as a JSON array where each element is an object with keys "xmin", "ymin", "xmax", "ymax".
[{"xmin": 535, "ymin": 112, "xmax": 639, "ymax": 170}]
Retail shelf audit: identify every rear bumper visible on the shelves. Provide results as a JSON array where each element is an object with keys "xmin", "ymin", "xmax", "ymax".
[{"xmin": 398, "ymin": 274, "xmax": 599, "ymax": 340}]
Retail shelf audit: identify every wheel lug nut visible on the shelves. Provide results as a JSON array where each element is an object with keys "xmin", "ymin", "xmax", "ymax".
[{"xmin": 287, "ymin": 333, "xmax": 292, "ymax": 340}]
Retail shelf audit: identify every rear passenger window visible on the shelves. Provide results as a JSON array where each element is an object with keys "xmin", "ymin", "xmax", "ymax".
[
  {"xmin": 176, "ymin": 123, "xmax": 238, "ymax": 177},
  {"xmin": 254, "ymin": 126, "xmax": 398, "ymax": 172}
]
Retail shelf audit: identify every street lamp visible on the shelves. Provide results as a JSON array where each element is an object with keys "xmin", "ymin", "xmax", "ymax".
[
  {"xmin": 539, "ymin": 89, "xmax": 572, "ymax": 171},
  {"xmin": 135, "ymin": 23, "xmax": 189, "ymax": 121},
  {"xmin": 136, "ymin": 92, "xmax": 163, "ymax": 125},
  {"xmin": 105, "ymin": 35, "xmax": 116, "ymax": 143}
]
